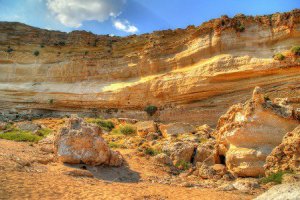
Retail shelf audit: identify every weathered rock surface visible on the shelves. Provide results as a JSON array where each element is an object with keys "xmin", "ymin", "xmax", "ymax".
[
  {"xmin": 154, "ymin": 153, "xmax": 173, "ymax": 166},
  {"xmin": 193, "ymin": 140, "xmax": 218, "ymax": 165},
  {"xmin": 162, "ymin": 142, "xmax": 195, "ymax": 165},
  {"xmin": 17, "ymin": 122, "xmax": 41, "ymax": 132},
  {"xmin": 254, "ymin": 182, "xmax": 300, "ymax": 200},
  {"xmin": 214, "ymin": 87, "xmax": 299, "ymax": 177},
  {"xmin": 0, "ymin": 10, "xmax": 300, "ymax": 126},
  {"xmin": 159, "ymin": 123, "xmax": 196, "ymax": 138},
  {"xmin": 135, "ymin": 121, "xmax": 157, "ymax": 137},
  {"xmin": 265, "ymin": 125, "xmax": 300, "ymax": 175},
  {"xmin": 54, "ymin": 117, "xmax": 123, "ymax": 166}
]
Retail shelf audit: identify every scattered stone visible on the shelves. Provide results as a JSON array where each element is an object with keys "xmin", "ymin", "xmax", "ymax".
[
  {"xmin": 54, "ymin": 117, "xmax": 123, "ymax": 166},
  {"xmin": 159, "ymin": 123, "xmax": 196, "ymax": 138},
  {"xmin": 232, "ymin": 178, "xmax": 260, "ymax": 191},
  {"xmin": 218, "ymin": 183, "xmax": 236, "ymax": 191},
  {"xmin": 254, "ymin": 182, "xmax": 300, "ymax": 200}
]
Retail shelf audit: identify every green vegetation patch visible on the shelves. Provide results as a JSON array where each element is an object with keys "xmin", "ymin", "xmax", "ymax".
[
  {"xmin": 273, "ymin": 53, "xmax": 285, "ymax": 61},
  {"xmin": 0, "ymin": 129, "xmax": 42, "ymax": 142},
  {"xmin": 86, "ymin": 118, "xmax": 115, "ymax": 131},
  {"xmin": 112, "ymin": 124, "xmax": 136, "ymax": 135},
  {"xmin": 144, "ymin": 105, "xmax": 158, "ymax": 116},
  {"xmin": 291, "ymin": 46, "xmax": 300, "ymax": 56},
  {"xmin": 175, "ymin": 160, "xmax": 191, "ymax": 170},
  {"xmin": 144, "ymin": 147, "xmax": 161, "ymax": 156},
  {"xmin": 33, "ymin": 50, "xmax": 40, "ymax": 56},
  {"xmin": 260, "ymin": 171, "xmax": 293, "ymax": 184}
]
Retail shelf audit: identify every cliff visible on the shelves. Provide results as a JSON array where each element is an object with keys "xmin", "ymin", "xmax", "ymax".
[{"xmin": 0, "ymin": 10, "xmax": 300, "ymax": 126}]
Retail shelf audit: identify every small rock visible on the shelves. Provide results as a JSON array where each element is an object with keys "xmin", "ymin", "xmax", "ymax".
[
  {"xmin": 17, "ymin": 122, "xmax": 41, "ymax": 132},
  {"xmin": 218, "ymin": 183, "xmax": 236, "ymax": 191}
]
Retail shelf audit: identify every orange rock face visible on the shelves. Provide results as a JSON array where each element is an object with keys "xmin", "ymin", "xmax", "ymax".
[{"xmin": 0, "ymin": 10, "xmax": 300, "ymax": 126}]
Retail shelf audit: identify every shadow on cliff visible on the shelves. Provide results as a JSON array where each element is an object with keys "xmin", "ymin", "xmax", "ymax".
[{"xmin": 65, "ymin": 161, "xmax": 141, "ymax": 183}]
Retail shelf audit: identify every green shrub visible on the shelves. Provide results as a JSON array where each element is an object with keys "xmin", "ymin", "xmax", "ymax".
[
  {"xmin": 33, "ymin": 50, "xmax": 40, "ymax": 56},
  {"xmin": 175, "ymin": 160, "xmax": 191, "ymax": 170},
  {"xmin": 235, "ymin": 21, "xmax": 245, "ymax": 32},
  {"xmin": 97, "ymin": 120, "xmax": 115, "ymax": 131},
  {"xmin": 112, "ymin": 124, "xmax": 136, "ymax": 135},
  {"xmin": 6, "ymin": 46, "xmax": 14, "ymax": 53},
  {"xmin": 86, "ymin": 118, "xmax": 115, "ymax": 131},
  {"xmin": 84, "ymin": 51, "xmax": 88, "ymax": 55},
  {"xmin": 0, "ymin": 130, "xmax": 42, "ymax": 142},
  {"xmin": 144, "ymin": 147, "xmax": 160, "ymax": 156},
  {"xmin": 40, "ymin": 44, "xmax": 45, "ymax": 48},
  {"xmin": 48, "ymin": 99, "xmax": 54, "ymax": 104},
  {"xmin": 260, "ymin": 171, "xmax": 293, "ymax": 184},
  {"xmin": 144, "ymin": 105, "xmax": 158, "ymax": 116},
  {"xmin": 291, "ymin": 46, "xmax": 300, "ymax": 56},
  {"xmin": 273, "ymin": 53, "xmax": 285, "ymax": 61}
]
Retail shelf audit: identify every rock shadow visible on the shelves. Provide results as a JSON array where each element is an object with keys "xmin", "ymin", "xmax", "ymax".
[{"xmin": 64, "ymin": 161, "xmax": 141, "ymax": 183}]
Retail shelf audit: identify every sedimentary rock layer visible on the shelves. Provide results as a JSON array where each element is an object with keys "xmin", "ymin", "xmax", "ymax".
[{"xmin": 0, "ymin": 10, "xmax": 300, "ymax": 125}]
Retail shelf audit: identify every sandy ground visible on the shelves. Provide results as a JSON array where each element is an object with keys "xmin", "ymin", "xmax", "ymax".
[{"xmin": 0, "ymin": 139, "xmax": 258, "ymax": 200}]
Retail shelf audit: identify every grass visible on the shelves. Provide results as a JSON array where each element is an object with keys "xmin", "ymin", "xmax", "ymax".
[
  {"xmin": 112, "ymin": 124, "xmax": 136, "ymax": 135},
  {"xmin": 260, "ymin": 171, "xmax": 293, "ymax": 184},
  {"xmin": 86, "ymin": 118, "xmax": 115, "ymax": 131},
  {"xmin": 108, "ymin": 141, "xmax": 127, "ymax": 149},
  {"xmin": 175, "ymin": 160, "xmax": 191, "ymax": 170},
  {"xmin": 273, "ymin": 53, "xmax": 285, "ymax": 61},
  {"xmin": 35, "ymin": 128, "xmax": 52, "ymax": 137},
  {"xmin": 144, "ymin": 147, "xmax": 161, "ymax": 156},
  {"xmin": 0, "ymin": 129, "xmax": 42, "ymax": 142}
]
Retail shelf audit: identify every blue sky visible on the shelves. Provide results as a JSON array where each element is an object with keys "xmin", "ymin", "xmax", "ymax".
[{"xmin": 0, "ymin": 0, "xmax": 299, "ymax": 36}]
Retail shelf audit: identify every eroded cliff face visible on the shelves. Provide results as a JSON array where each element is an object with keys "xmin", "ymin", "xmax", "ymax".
[
  {"xmin": 0, "ymin": 10, "xmax": 300, "ymax": 125},
  {"xmin": 213, "ymin": 87, "xmax": 299, "ymax": 177}
]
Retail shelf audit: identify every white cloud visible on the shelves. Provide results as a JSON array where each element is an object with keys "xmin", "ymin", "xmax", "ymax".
[
  {"xmin": 113, "ymin": 19, "xmax": 138, "ymax": 33},
  {"xmin": 47, "ymin": 0, "xmax": 126, "ymax": 28}
]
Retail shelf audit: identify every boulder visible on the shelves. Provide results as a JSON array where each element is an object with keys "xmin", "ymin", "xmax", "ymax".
[
  {"xmin": 54, "ymin": 117, "xmax": 123, "ymax": 166},
  {"xmin": 213, "ymin": 87, "xmax": 299, "ymax": 177},
  {"xmin": 153, "ymin": 153, "xmax": 173, "ymax": 166},
  {"xmin": 162, "ymin": 142, "xmax": 195, "ymax": 165},
  {"xmin": 265, "ymin": 125, "xmax": 300, "ymax": 175},
  {"xmin": 159, "ymin": 123, "xmax": 196, "ymax": 138},
  {"xmin": 135, "ymin": 121, "xmax": 157, "ymax": 137},
  {"xmin": 254, "ymin": 182, "xmax": 300, "ymax": 200},
  {"xmin": 193, "ymin": 140, "xmax": 218, "ymax": 165}
]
